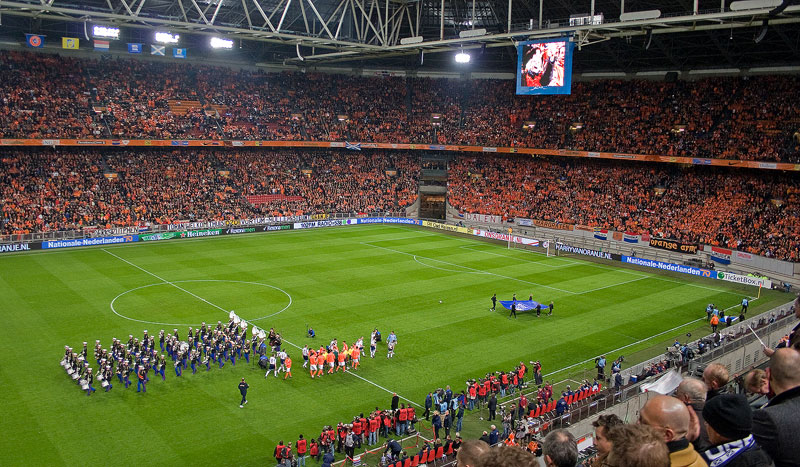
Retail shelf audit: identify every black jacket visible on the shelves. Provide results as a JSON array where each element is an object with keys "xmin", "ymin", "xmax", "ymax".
[{"xmin": 752, "ymin": 385, "xmax": 800, "ymax": 467}]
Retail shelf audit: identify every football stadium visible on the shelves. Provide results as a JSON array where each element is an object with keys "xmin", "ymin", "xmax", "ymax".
[{"xmin": 0, "ymin": 1, "xmax": 799, "ymax": 466}]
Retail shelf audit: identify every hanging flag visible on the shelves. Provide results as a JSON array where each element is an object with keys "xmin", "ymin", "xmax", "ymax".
[
  {"xmin": 62, "ymin": 37, "xmax": 79, "ymax": 50},
  {"xmin": 345, "ymin": 142, "xmax": 362, "ymax": 151},
  {"xmin": 25, "ymin": 34, "xmax": 45, "ymax": 48},
  {"xmin": 593, "ymin": 228, "xmax": 608, "ymax": 241},
  {"xmin": 127, "ymin": 43, "xmax": 142, "ymax": 54},
  {"xmin": 623, "ymin": 232, "xmax": 639, "ymax": 243},
  {"xmin": 173, "ymin": 48, "xmax": 186, "ymax": 59},
  {"xmin": 151, "ymin": 44, "xmax": 165, "ymax": 56},
  {"xmin": 710, "ymin": 246, "xmax": 732, "ymax": 265},
  {"xmin": 94, "ymin": 40, "xmax": 110, "ymax": 51}
]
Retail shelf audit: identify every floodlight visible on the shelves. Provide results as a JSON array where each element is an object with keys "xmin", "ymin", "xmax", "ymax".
[
  {"xmin": 210, "ymin": 37, "xmax": 234, "ymax": 49},
  {"xmin": 93, "ymin": 25, "xmax": 120, "ymax": 39},
  {"xmin": 455, "ymin": 51, "xmax": 471, "ymax": 63},
  {"xmin": 155, "ymin": 32, "xmax": 179, "ymax": 44}
]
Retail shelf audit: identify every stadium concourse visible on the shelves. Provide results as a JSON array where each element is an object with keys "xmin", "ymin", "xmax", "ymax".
[{"xmin": 0, "ymin": 50, "xmax": 799, "ymax": 163}]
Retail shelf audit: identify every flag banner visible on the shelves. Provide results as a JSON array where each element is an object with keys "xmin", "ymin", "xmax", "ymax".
[
  {"xmin": 345, "ymin": 141, "xmax": 362, "ymax": 151},
  {"xmin": 499, "ymin": 300, "xmax": 548, "ymax": 312},
  {"xmin": 710, "ymin": 246, "xmax": 732, "ymax": 265},
  {"xmin": 151, "ymin": 45, "xmax": 165, "ymax": 56},
  {"xmin": 593, "ymin": 228, "xmax": 608, "ymax": 240},
  {"xmin": 735, "ymin": 251, "xmax": 753, "ymax": 262},
  {"xmin": 62, "ymin": 37, "xmax": 79, "ymax": 50},
  {"xmin": 94, "ymin": 40, "xmax": 110, "ymax": 51},
  {"xmin": 127, "ymin": 43, "xmax": 142, "ymax": 54},
  {"xmin": 173, "ymin": 48, "xmax": 186, "ymax": 58},
  {"xmin": 25, "ymin": 34, "xmax": 45, "ymax": 48},
  {"xmin": 623, "ymin": 232, "xmax": 639, "ymax": 243}
]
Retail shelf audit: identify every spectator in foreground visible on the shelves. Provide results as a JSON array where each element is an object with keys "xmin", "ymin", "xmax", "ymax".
[
  {"xmin": 456, "ymin": 439, "xmax": 490, "ymax": 467},
  {"xmin": 606, "ymin": 424, "xmax": 670, "ymax": 467},
  {"xmin": 752, "ymin": 348, "xmax": 800, "ymax": 467},
  {"xmin": 477, "ymin": 445, "xmax": 537, "ymax": 467},
  {"xmin": 590, "ymin": 414, "xmax": 623, "ymax": 466},
  {"xmin": 638, "ymin": 395, "xmax": 707, "ymax": 467},
  {"xmin": 675, "ymin": 377, "xmax": 712, "ymax": 452},
  {"xmin": 742, "ymin": 369, "xmax": 770, "ymax": 408},
  {"xmin": 701, "ymin": 394, "xmax": 774, "ymax": 467},
  {"xmin": 542, "ymin": 429, "xmax": 578, "ymax": 467},
  {"xmin": 702, "ymin": 363, "xmax": 730, "ymax": 401}
]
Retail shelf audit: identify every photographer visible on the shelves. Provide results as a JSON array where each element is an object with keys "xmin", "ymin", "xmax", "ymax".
[{"xmin": 595, "ymin": 355, "xmax": 606, "ymax": 380}]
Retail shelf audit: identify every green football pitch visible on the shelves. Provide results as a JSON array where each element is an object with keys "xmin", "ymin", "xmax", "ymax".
[{"xmin": 0, "ymin": 224, "xmax": 785, "ymax": 466}]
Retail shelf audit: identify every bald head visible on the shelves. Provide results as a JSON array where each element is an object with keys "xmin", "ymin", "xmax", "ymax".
[
  {"xmin": 767, "ymin": 348, "xmax": 800, "ymax": 395},
  {"xmin": 457, "ymin": 440, "xmax": 490, "ymax": 467},
  {"xmin": 639, "ymin": 395, "xmax": 690, "ymax": 442},
  {"xmin": 675, "ymin": 377, "xmax": 707, "ymax": 404},
  {"xmin": 703, "ymin": 363, "xmax": 729, "ymax": 390}
]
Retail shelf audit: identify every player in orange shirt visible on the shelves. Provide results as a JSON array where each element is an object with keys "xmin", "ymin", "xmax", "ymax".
[
  {"xmin": 336, "ymin": 350, "xmax": 346, "ymax": 372},
  {"xmin": 327, "ymin": 350, "xmax": 335, "ymax": 374},
  {"xmin": 309, "ymin": 352, "xmax": 318, "ymax": 379},
  {"xmin": 351, "ymin": 346, "xmax": 360, "ymax": 370},
  {"xmin": 284, "ymin": 356, "xmax": 292, "ymax": 379}
]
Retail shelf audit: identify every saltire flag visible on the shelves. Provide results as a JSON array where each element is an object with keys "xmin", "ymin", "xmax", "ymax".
[
  {"xmin": 62, "ymin": 37, "xmax": 79, "ymax": 50},
  {"xmin": 593, "ymin": 228, "xmax": 608, "ymax": 241},
  {"xmin": 623, "ymin": 232, "xmax": 639, "ymax": 243},
  {"xmin": 173, "ymin": 48, "xmax": 186, "ymax": 58},
  {"xmin": 710, "ymin": 246, "xmax": 732, "ymax": 265},
  {"xmin": 345, "ymin": 141, "xmax": 362, "ymax": 151},
  {"xmin": 25, "ymin": 34, "xmax": 45, "ymax": 48},
  {"xmin": 151, "ymin": 45, "xmax": 165, "ymax": 56},
  {"xmin": 127, "ymin": 43, "xmax": 142, "ymax": 54},
  {"xmin": 94, "ymin": 40, "xmax": 110, "ymax": 51}
]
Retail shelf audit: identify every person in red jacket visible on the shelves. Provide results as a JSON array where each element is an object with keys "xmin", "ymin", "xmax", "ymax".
[
  {"xmin": 274, "ymin": 440, "xmax": 285, "ymax": 464},
  {"xmin": 369, "ymin": 415, "xmax": 380, "ymax": 445},
  {"xmin": 398, "ymin": 403, "xmax": 409, "ymax": 435},
  {"xmin": 352, "ymin": 415, "xmax": 363, "ymax": 448},
  {"xmin": 408, "ymin": 406, "xmax": 417, "ymax": 433},
  {"xmin": 296, "ymin": 434, "xmax": 308, "ymax": 467},
  {"xmin": 309, "ymin": 438, "xmax": 320, "ymax": 462}
]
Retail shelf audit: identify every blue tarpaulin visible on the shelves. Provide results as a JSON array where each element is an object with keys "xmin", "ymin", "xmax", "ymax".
[{"xmin": 499, "ymin": 300, "xmax": 547, "ymax": 311}]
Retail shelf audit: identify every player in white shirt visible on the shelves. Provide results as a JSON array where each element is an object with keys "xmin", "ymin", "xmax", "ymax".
[{"xmin": 265, "ymin": 354, "xmax": 278, "ymax": 378}]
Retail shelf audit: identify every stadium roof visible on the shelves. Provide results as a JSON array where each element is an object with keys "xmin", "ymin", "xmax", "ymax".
[{"xmin": 1, "ymin": 0, "xmax": 800, "ymax": 72}]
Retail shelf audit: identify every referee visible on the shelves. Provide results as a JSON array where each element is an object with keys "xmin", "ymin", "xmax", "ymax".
[{"xmin": 238, "ymin": 378, "xmax": 249, "ymax": 408}]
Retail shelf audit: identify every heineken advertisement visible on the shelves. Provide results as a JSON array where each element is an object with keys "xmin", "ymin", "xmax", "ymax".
[{"xmin": 140, "ymin": 229, "xmax": 222, "ymax": 241}]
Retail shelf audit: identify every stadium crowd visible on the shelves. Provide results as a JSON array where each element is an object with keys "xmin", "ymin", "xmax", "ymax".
[
  {"xmin": 448, "ymin": 155, "xmax": 800, "ymax": 261},
  {"xmin": 0, "ymin": 148, "xmax": 418, "ymax": 234},
  {"xmin": 2, "ymin": 50, "xmax": 800, "ymax": 162}
]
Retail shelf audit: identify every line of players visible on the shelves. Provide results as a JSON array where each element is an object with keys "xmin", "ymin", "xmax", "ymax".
[
  {"xmin": 267, "ymin": 329, "xmax": 398, "ymax": 380},
  {"xmin": 60, "ymin": 317, "xmax": 281, "ymax": 395}
]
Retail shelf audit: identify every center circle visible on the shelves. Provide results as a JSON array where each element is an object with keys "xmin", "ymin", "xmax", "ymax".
[{"xmin": 109, "ymin": 279, "xmax": 292, "ymax": 327}]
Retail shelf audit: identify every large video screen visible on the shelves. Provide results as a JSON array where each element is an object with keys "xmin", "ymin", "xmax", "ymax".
[{"xmin": 516, "ymin": 39, "xmax": 574, "ymax": 95}]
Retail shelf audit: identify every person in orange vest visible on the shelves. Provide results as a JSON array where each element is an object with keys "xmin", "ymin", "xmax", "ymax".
[
  {"xmin": 274, "ymin": 440, "xmax": 286, "ymax": 464},
  {"xmin": 398, "ymin": 403, "xmax": 409, "ymax": 435},
  {"xmin": 336, "ymin": 349, "xmax": 346, "ymax": 372},
  {"xmin": 296, "ymin": 435, "xmax": 307, "ymax": 467},
  {"xmin": 710, "ymin": 314, "xmax": 719, "ymax": 332},
  {"xmin": 309, "ymin": 438, "xmax": 320, "ymax": 462},
  {"xmin": 284, "ymin": 356, "xmax": 292, "ymax": 379},
  {"xmin": 369, "ymin": 415, "xmax": 380, "ymax": 445}
]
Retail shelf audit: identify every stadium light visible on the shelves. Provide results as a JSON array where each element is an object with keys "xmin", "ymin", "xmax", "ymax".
[
  {"xmin": 210, "ymin": 37, "xmax": 234, "ymax": 49},
  {"xmin": 93, "ymin": 25, "xmax": 120, "ymax": 39},
  {"xmin": 455, "ymin": 51, "xmax": 471, "ymax": 64},
  {"xmin": 155, "ymin": 32, "xmax": 179, "ymax": 44}
]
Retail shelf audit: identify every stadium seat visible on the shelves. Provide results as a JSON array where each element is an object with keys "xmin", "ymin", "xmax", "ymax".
[
  {"xmin": 435, "ymin": 446, "xmax": 444, "ymax": 460},
  {"xmin": 534, "ymin": 406, "xmax": 541, "ymax": 417},
  {"xmin": 445, "ymin": 443, "xmax": 453, "ymax": 456},
  {"xmin": 410, "ymin": 455, "xmax": 419, "ymax": 467},
  {"xmin": 548, "ymin": 400, "xmax": 556, "ymax": 412},
  {"xmin": 426, "ymin": 449, "xmax": 436, "ymax": 464},
  {"xmin": 566, "ymin": 394, "xmax": 573, "ymax": 405},
  {"xmin": 404, "ymin": 457, "xmax": 412, "ymax": 467}
]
